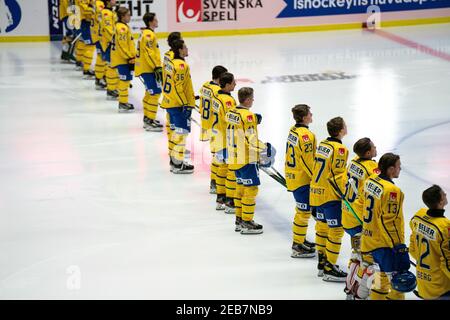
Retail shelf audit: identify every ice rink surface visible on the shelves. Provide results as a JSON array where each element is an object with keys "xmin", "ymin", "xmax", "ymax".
[{"xmin": 0, "ymin": 23, "xmax": 449, "ymax": 299}]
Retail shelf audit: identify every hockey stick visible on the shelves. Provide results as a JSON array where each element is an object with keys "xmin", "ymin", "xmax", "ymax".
[{"xmin": 328, "ymin": 178, "xmax": 362, "ymax": 225}]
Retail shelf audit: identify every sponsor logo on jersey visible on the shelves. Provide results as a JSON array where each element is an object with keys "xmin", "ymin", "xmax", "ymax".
[
  {"xmin": 262, "ymin": 72, "xmax": 357, "ymax": 84},
  {"xmin": 176, "ymin": 0, "xmax": 263, "ymax": 23},
  {"xmin": 389, "ymin": 192, "xmax": 397, "ymax": 202},
  {"xmin": 225, "ymin": 101, "xmax": 232, "ymax": 107},
  {"xmin": 212, "ymin": 100, "xmax": 220, "ymax": 112},
  {"xmin": 327, "ymin": 219, "xmax": 338, "ymax": 226},
  {"xmin": 338, "ymin": 148, "xmax": 345, "ymax": 156},
  {"xmin": 373, "ymin": 168, "xmax": 381, "ymax": 174},
  {"xmin": 247, "ymin": 115, "xmax": 253, "ymax": 123},
  {"xmin": 179, "ymin": 63, "xmax": 185, "ymax": 69},
  {"xmin": 227, "ymin": 113, "xmax": 240, "ymax": 125},
  {"xmin": 302, "ymin": 134, "xmax": 310, "ymax": 142},
  {"xmin": 417, "ymin": 222, "xmax": 437, "ymax": 241},
  {"xmin": 365, "ymin": 180, "xmax": 382, "ymax": 199},
  {"xmin": 349, "ymin": 162, "xmax": 365, "ymax": 179},
  {"xmin": 287, "ymin": 132, "xmax": 298, "ymax": 146},
  {"xmin": 296, "ymin": 202, "xmax": 308, "ymax": 210},
  {"xmin": 201, "ymin": 87, "xmax": 212, "ymax": 98},
  {"xmin": 317, "ymin": 145, "xmax": 332, "ymax": 158}
]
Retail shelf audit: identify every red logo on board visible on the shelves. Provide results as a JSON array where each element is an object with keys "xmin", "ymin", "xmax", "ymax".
[{"xmin": 176, "ymin": 0, "xmax": 202, "ymax": 23}]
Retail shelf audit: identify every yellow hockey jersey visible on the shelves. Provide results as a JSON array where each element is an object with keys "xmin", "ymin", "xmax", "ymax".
[
  {"xmin": 285, "ymin": 124, "xmax": 316, "ymax": 192},
  {"xmin": 361, "ymin": 175, "xmax": 405, "ymax": 253},
  {"xmin": 342, "ymin": 158, "xmax": 379, "ymax": 230},
  {"xmin": 226, "ymin": 107, "xmax": 266, "ymax": 170},
  {"xmin": 59, "ymin": 0, "xmax": 70, "ymax": 20},
  {"xmin": 90, "ymin": 1, "xmax": 105, "ymax": 44},
  {"xmin": 199, "ymin": 81, "xmax": 221, "ymax": 142},
  {"xmin": 211, "ymin": 91, "xmax": 237, "ymax": 152},
  {"xmin": 77, "ymin": 0, "xmax": 94, "ymax": 21},
  {"xmin": 100, "ymin": 7, "xmax": 116, "ymax": 51},
  {"xmin": 409, "ymin": 208, "xmax": 450, "ymax": 299},
  {"xmin": 160, "ymin": 58, "xmax": 195, "ymax": 109},
  {"xmin": 111, "ymin": 22, "xmax": 136, "ymax": 67},
  {"xmin": 310, "ymin": 138, "xmax": 349, "ymax": 207},
  {"xmin": 135, "ymin": 28, "xmax": 162, "ymax": 77}
]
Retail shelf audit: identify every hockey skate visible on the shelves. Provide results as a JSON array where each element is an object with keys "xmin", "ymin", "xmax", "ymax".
[
  {"xmin": 303, "ymin": 239, "xmax": 316, "ymax": 249},
  {"xmin": 240, "ymin": 220, "xmax": 263, "ymax": 235},
  {"xmin": 145, "ymin": 119, "xmax": 164, "ymax": 132},
  {"xmin": 224, "ymin": 198, "xmax": 235, "ymax": 214},
  {"xmin": 235, "ymin": 217, "xmax": 242, "ymax": 232},
  {"xmin": 209, "ymin": 180, "xmax": 217, "ymax": 194},
  {"xmin": 118, "ymin": 103, "xmax": 135, "ymax": 113},
  {"xmin": 95, "ymin": 78, "xmax": 107, "ymax": 90},
  {"xmin": 106, "ymin": 90, "xmax": 119, "ymax": 100},
  {"xmin": 83, "ymin": 70, "xmax": 95, "ymax": 80},
  {"xmin": 172, "ymin": 162, "xmax": 194, "ymax": 174},
  {"xmin": 323, "ymin": 261, "xmax": 348, "ymax": 282},
  {"xmin": 75, "ymin": 61, "xmax": 83, "ymax": 71},
  {"xmin": 291, "ymin": 242, "xmax": 316, "ymax": 258},
  {"xmin": 216, "ymin": 194, "xmax": 226, "ymax": 210},
  {"xmin": 317, "ymin": 252, "xmax": 326, "ymax": 277}
]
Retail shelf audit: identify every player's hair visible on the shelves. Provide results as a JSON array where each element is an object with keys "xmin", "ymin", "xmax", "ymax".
[
  {"xmin": 327, "ymin": 117, "xmax": 345, "ymax": 138},
  {"xmin": 212, "ymin": 66, "xmax": 228, "ymax": 81},
  {"xmin": 116, "ymin": 7, "xmax": 130, "ymax": 23},
  {"xmin": 104, "ymin": 0, "xmax": 115, "ymax": 7},
  {"xmin": 219, "ymin": 72, "xmax": 234, "ymax": 89},
  {"xmin": 353, "ymin": 137, "xmax": 372, "ymax": 158},
  {"xmin": 168, "ymin": 32, "xmax": 182, "ymax": 48},
  {"xmin": 143, "ymin": 12, "xmax": 156, "ymax": 27},
  {"xmin": 378, "ymin": 153, "xmax": 400, "ymax": 176},
  {"xmin": 172, "ymin": 39, "xmax": 185, "ymax": 59},
  {"xmin": 238, "ymin": 87, "xmax": 254, "ymax": 104},
  {"xmin": 422, "ymin": 185, "xmax": 444, "ymax": 209},
  {"xmin": 291, "ymin": 104, "xmax": 310, "ymax": 124}
]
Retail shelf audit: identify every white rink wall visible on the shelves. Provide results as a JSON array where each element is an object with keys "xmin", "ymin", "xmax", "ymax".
[{"xmin": 0, "ymin": 0, "xmax": 449, "ymax": 41}]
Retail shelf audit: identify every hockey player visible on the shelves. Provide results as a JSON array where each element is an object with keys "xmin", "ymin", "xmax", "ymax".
[
  {"xmin": 211, "ymin": 72, "xmax": 237, "ymax": 211},
  {"xmin": 199, "ymin": 65, "xmax": 228, "ymax": 194},
  {"xmin": 100, "ymin": 0, "xmax": 118, "ymax": 100},
  {"xmin": 135, "ymin": 12, "xmax": 164, "ymax": 132},
  {"xmin": 92, "ymin": 0, "xmax": 107, "ymax": 90},
  {"xmin": 342, "ymin": 138, "xmax": 379, "ymax": 299},
  {"xmin": 310, "ymin": 117, "xmax": 348, "ymax": 282},
  {"xmin": 226, "ymin": 87, "xmax": 274, "ymax": 234},
  {"xmin": 409, "ymin": 185, "xmax": 450, "ymax": 299},
  {"xmin": 111, "ymin": 6, "xmax": 136, "ymax": 112},
  {"xmin": 160, "ymin": 39, "xmax": 195, "ymax": 173},
  {"xmin": 361, "ymin": 153, "xmax": 410, "ymax": 300},
  {"xmin": 285, "ymin": 104, "xmax": 316, "ymax": 258},
  {"xmin": 162, "ymin": 32, "xmax": 182, "ymax": 159},
  {"xmin": 59, "ymin": 0, "xmax": 76, "ymax": 63},
  {"xmin": 77, "ymin": 0, "xmax": 96, "ymax": 79}
]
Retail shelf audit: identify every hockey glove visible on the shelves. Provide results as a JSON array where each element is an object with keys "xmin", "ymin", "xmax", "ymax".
[
  {"xmin": 393, "ymin": 244, "xmax": 410, "ymax": 272},
  {"xmin": 259, "ymin": 143, "xmax": 276, "ymax": 168},
  {"xmin": 154, "ymin": 67, "xmax": 163, "ymax": 85},
  {"xmin": 255, "ymin": 113, "xmax": 262, "ymax": 125}
]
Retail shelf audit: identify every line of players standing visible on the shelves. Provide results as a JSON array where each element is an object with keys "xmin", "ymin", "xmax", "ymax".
[{"xmin": 58, "ymin": 1, "xmax": 450, "ymax": 300}]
